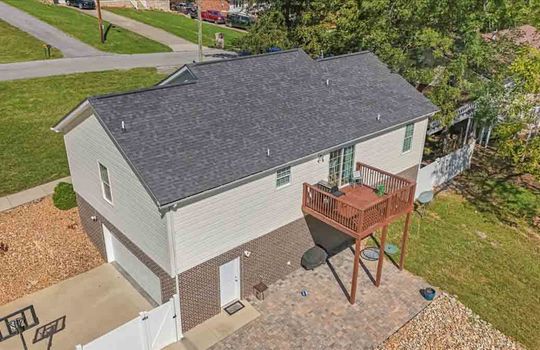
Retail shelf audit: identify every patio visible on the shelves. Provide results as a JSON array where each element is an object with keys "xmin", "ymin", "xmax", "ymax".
[{"xmin": 211, "ymin": 243, "xmax": 432, "ymax": 350}]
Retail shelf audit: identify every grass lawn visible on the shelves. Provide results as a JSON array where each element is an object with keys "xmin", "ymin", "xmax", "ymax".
[
  {"xmin": 106, "ymin": 8, "xmax": 244, "ymax": 49},
  {"xmin": 0, "ymin": 68, "xmax": 165, "ymax": 196},
  {"xmin": 0, "ymin": 19, "xmax": 62, "ymax": 63},
  {"xmin": 380, "ymin": 168, "xmax": 540, "ymax": 348},
  {"xmin": 1, "ymin": 0, "xmax": 170, "ymax": 54}
]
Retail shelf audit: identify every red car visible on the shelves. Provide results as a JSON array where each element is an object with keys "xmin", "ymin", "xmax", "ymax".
[{"xmin": 201, "ymin": 10, "xmax": 226, "ymax": 24}]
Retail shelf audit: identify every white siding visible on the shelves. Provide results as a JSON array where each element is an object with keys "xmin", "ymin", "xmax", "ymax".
[
  {"xmin": 355, "ymin": 119, "xmax": 428, "ymax": 175},
  {"xmin": 173, "ymin": 120, "xmax": 428, "ymax": 274},
  {"xmin": 64, "ymin": 115, "xmax": 171, "ymax": 274}
]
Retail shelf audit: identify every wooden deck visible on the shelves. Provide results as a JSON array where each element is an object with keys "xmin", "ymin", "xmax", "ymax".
[{"xmin": 302, "ymin": 163, "xmax": 415, "ymax": 239}]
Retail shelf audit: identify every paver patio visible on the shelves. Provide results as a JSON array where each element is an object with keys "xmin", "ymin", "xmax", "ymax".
[{"xmin": 212, "ymin": 242, "xmax": 432, "ymax": 350}]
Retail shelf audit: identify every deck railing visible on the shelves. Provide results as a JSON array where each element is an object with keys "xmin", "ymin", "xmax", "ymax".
[{"xmin": 302, "ymin": 162, "xmax": 415, "ymax": 237}]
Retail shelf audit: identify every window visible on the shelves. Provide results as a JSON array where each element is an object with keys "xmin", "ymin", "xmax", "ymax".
[
  {"xmin": 276, "ymin": 166, "xmax": 291, "ymax": 188},
  {"xmin": 328, "ymin": 145, "xmax": 355, "ymax": 186},
  {"xmin": 99, "ymin": 163, "xmax": 113, "ymax": 203},
  {"xmin": 402, "ymin": 123, "xmax": 414, "ymax": 153}
]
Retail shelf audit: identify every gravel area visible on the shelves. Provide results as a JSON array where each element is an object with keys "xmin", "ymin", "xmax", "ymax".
[
  {"xmin": 0, "ymin": 197, "xmax": 103, "ymax": 305},
  {"xmin": 379, "ymin": 293, "xmax": 524, "ymax": 350}
]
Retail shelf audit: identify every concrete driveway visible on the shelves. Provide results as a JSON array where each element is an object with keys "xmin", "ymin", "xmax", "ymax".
[{"xmin": 0, "ymin": 264, "xmax": 152, "ymax": 350}]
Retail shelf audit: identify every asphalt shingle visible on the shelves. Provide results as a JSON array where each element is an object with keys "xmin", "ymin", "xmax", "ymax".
[{"xmin": 88, "ymin": 49, "xmax": 438, "ymax": 206}]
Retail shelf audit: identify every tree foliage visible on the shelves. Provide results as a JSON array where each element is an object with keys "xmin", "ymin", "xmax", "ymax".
[{"xmin": 240, "ymin": 0, "xmax": 540, "ymax": 175}]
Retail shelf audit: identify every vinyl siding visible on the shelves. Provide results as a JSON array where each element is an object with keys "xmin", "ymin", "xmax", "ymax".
[
  {"xmin": 356, "ymin": 119, "xmax": 428, "ymax": 175},
  {"xmin": 64, "ymin": 115, "xmax": 171, "ymax": 274},
  {"xmin": 173, "ymin": 119, "xmax": 427, "ymax": 274}
]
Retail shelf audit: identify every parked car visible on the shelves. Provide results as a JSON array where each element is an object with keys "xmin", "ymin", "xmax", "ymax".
[
  {"xmin": 226, "ymin": 13, "xmax": 253, "ymax": 29},
  {"xmin": 187, "ymin": 5, "xmax": 198, "ymax": 19},
  {"xmin": 170, "ymin": 2, "xmax": 186, "ymax": 12},
  {"xmin": 201, "ymin": 10, "xmax": 226, "ymax": 24},
  {"xmin": 66, "ymin": 0, "xmax": 95, "ymax": 9}
]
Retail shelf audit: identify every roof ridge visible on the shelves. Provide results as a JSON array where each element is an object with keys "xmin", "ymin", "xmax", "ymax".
[
  {"xmin": 317, "ymin": 50, "xmax": 371, "ymax": 62},
  {"xmin": 89, "ymin": 79, "xmax": 198, "ymax": 102},
  {"xmin": 188, "ymin": 48, "xmax": 306, "ymax": 67}
]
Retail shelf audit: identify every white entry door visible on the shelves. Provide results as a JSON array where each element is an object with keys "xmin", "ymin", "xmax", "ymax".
[{"xmin": 219, "ymin": 257, "xmax": 240, "ymax": 307}]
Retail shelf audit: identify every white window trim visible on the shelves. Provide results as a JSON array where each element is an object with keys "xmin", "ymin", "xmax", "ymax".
[
  {"xmin": 276, "ymin": 166, "xmax": 292, "ymax": 189},
  {"xmin": 98, "ymin": 161, "xmax": 114, "ymax": 205},
  {"xmin": 402, "ymin": 123, "xmax": 414, "ymax": 154}
]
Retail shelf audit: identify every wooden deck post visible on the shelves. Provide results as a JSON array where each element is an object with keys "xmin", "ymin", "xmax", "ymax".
[
  {"xmin": 375, "ymin": 225, "xmax": 388, "ymax": 287},
  {"xmin": 399, "ymin": 212, "xmax": 412, "ymax": 270},
  {"xmin": 350, "ymin": 238, "xmax": 361, "ymax": 304}
]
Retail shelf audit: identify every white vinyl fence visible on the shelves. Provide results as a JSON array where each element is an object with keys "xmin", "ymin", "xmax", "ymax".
[
  {"xmin": 76, "ymin": 295, "xmax": 182, "ymax": 350},
  {"xmin": 416, "ymin": 143, "xmax": 475, "ymax": 198}
]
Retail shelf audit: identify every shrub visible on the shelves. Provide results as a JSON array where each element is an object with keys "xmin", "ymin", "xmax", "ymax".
[{"xmin": 52, "ymin": 182, "xmax": 77, "ymax": 210}]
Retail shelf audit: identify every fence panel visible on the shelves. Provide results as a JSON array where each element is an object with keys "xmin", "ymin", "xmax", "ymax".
[
  {"xmin": 416, "ymin": 143, "xmax": 474, "ymax": 197},
  {"xmin": 77, "ymin": 296, "xmax": 181, "ymax": 350}
]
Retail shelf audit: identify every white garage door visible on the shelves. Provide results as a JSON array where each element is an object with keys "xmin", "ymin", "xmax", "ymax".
[{"xmin": 103, "ymin": 225, "xmax": 162, "ymax": 304}]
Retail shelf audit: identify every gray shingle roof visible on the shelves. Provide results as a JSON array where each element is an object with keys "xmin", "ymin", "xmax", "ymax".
[{"xmin": 87, "ymin": 49, "xmax": 438, "ymax": 206}]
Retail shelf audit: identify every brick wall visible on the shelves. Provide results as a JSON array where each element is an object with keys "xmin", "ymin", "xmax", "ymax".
[
  {"xmin": 199, "ymin": 0, "xmax": 229, "ymax": 12},
  {"xmin": 77, "ymin": 194, "xmax": 175, "ymax": 303},
  {"xmin": 178, "ymin": 217, "xmax": 343, "ymax": 331}
]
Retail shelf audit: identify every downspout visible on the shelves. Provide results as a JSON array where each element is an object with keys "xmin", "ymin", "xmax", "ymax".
[{"xmin": 166, "ymin": 208, "xmax": 183, "ymax": 339}]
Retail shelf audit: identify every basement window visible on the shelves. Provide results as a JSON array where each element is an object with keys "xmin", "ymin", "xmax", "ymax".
[
  {"xmin": 402, "ymin": 123, "xmax": 414, "ymax": 153},
  {"xmin": 99, "ymin": 163, "xmax": 113, "ymax": 204},
  {"xmin": 276, "ymin": 166, "xmax": 291, "ymax": 188}
]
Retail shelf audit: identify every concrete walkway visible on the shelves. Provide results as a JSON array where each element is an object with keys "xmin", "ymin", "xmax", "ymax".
[
  {"xmin": 0, "ymin": 264, "xmax": 152, "ymax": 350},
  {"xmin": 0, "ymin": 1, "xmax": 104, "ymax": 58},
  {"xmin": 80, "ymin": 8, "xmax": 198, "ymax": 52},
  {"xmin": 0, "ymin": 50, "xmax": 233, "ymax": 81},
  {"xmin": 0, "ymin": 176, "xmax": 71, "ymax": 212}
]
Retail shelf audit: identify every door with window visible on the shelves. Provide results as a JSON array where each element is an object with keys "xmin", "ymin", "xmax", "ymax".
[{"xmin": 328, "ymin": 145, "xmax": 355, "ymax": 186}]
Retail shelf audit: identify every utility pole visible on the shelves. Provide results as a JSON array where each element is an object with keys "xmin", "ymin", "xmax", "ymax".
[
  {"xmin": 197, "ymin": 0, "xmax": 203, "ymax": 62},
  {"xmin": 96, "ymin": 0, "xmax": 104, "ymax": 43}
]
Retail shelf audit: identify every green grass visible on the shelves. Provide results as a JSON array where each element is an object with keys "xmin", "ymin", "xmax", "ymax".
[
  {"xmin": 1, "ymin": 0, "xmax": 170, "ymax": 54},
  {"xmin": 382, "ymin": 189, "xmax": 540, "ymax": 349},
  {"xmin": 0, "ymin": 68, "xmax": 165, "ymax": 196},
  {"xmin": 0, "ymin": 19, "xmax": 62, "ymax": 63},
  {"xmin": 106, "ymin": 8, "xmax": 244, "ymax": 49}
]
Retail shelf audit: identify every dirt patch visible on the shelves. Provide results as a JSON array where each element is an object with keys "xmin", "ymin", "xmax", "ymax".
[
  {"xmin": 0, "ymin": 197, "xmax": 103, "ymax": 305},
  {"xmin": 379, "ymin": 293, "xmax": 524, "ymax": 350}
]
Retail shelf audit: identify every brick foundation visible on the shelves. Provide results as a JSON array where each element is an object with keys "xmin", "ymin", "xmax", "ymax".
[
  {"xmin": 77, "ymin": 194, "xmax": 175, "ymax": 303},
  {"xmin": 177, "ymin": 216, "xmax": 350, "ymax": 331}
]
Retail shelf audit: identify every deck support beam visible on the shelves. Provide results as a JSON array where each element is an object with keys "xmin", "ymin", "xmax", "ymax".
[
  {"xmin": 375, "ymin": 225, "xmax": 388, "ymax": 287},
  {"xmin": 399, "ymin": 212, "xmax": 412, "ymax": 270},
  {"xmin": 349, "ymin": 238, "xmax": 361, "ymax": 304}
]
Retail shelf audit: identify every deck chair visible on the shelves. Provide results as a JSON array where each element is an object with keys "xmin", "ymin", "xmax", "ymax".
[{"xmin": 351, "ymin": 170, "xmax": 363, "ymax": 187}]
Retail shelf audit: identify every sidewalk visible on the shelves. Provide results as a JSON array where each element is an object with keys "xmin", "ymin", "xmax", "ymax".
[
  {"xmin": 79, "ymin": 8, "xmax": 198, "ymax": 52},
  {"xmin": 0, "ymin": 1, "xmax": 104, "ymax": 58},
  {"xmin": 0, "ymin": 50, "xmax": 233, "ymax": 81},
  {"xmin": 0, "ymin": 176, "xmax": 71, "ymax": 212}
]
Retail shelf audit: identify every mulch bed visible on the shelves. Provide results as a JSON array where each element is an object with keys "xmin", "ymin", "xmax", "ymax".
[
  {"xmin": 0, "ymin": 197, "xmax": 103, "ymax": 306},
  {"xmin": 378, "ymin": 293, "xmax": 524, "ymax": 350}
]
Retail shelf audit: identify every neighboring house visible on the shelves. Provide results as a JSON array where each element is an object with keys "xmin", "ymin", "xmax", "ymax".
[{"xmin": 52, "ymin": 49, "xmax": 438, "ymax": 333}]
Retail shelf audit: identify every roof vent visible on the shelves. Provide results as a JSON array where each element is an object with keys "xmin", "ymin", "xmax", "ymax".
[
  {"xmin": 266, "ymin": 148, "xmax": 271, "ymax": 157},
  {"xmin": 325, "ymin": 79, "xmax": 330, "ymax": 86},
  {"xmin": 376, "ymin": 114, "xmax": 381, "ymax": 122},
  {"xmin": 121, "ymin": 120, "xmax": 126, "ymax": 132}
]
